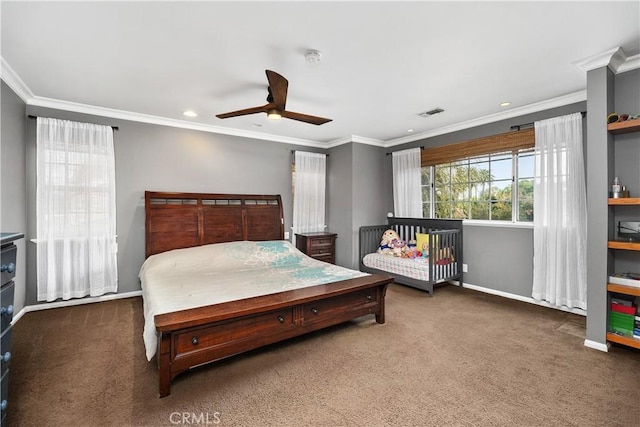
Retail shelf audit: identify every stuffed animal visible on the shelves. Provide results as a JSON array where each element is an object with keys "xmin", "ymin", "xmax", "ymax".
[
  {"xmin": 403, "ymin": 247, "xmax": 420, "ymax": 259},
  {"xmin": 420, "ymin": 241, "xmax": 429, "ymax": 258},
  {"xmin": 390, "ymin": 238, "xmax": 406, "ymax": 257},
  {"xmin": 377, "ymin": 229, "xmax": 400, "ymax": 255}
]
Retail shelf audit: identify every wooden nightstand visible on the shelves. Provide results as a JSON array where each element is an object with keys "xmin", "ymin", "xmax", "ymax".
[{"xmin": 295, "ymin": 232, "xmax": 337, "ymax": 264}]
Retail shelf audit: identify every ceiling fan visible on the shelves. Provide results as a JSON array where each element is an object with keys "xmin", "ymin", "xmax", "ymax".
[{"xmin": 216, "ymin": 70, "xmax": 332, "ymax": 125}]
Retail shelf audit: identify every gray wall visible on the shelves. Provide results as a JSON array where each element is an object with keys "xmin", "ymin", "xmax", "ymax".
[
  {"xmin": 24, "ymin": 105, "xmax": 326, "ymax": 305},
  {"xmin": 585, "ymin": 66, "xmax": 614, "ymax": 346},
  {"xmin": 0, "ymin": 81, "xmax": 28, "ymax": 314},
  {"xmin": 327, "ymin": 143, "xmax": 353, "ymax": 268},
  {"xmin": 385, "ymin": 102, "xmax": 587, "ymax": 298},
  {"xmin": 351, "ymin": 143, "xmax": 388, "ymax": 267},
  {"xmin": 327, "ymin": 142, "xmax": 388, "ymax": 270}
]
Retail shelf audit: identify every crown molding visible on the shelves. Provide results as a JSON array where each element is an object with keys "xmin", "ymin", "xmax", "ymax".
[
  {"xmin": 1, "ymin": 57, "xmax": 34, "ymax": 103},
  {"xmin": 324, "ymin": 135, "xmax": 386, "ymax": 149},
  {"xmin": 352, "ymin": 135, "xmax": 385, "ymax": 147},
  {"xmin": 617, "ymin": 53, "xmax": 640, "ymax": 74},
  {"xmin": 384, "ymin": 90, "xmax": 587, "ymax": 148},
  {"xmin": 573, "ymin": 46, "xmax": 640, "ymax": 74},
  {"xmin": 27, "ymin": 96, "xmax": 328, "ymax": 148}
]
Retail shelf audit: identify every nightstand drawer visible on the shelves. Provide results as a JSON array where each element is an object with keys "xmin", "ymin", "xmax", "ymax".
[
  {"xmin": 309, "ymin": 247, "xmax": 332, "ymax": 257},
  {"xmin": 308, "ymin": 237, "xmax": 334, "ymax": 247}
]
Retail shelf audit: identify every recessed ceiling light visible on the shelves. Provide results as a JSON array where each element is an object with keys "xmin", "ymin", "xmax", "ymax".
[
  {"xmin": 251, "ymin": 123, "xmax": 263, "ymax": 128},
  {"xmin": 500, "ymin": 102, "xmax": 511, "ymax": 107},
  {"xmin": 407, "ymin": 129, "xmax": 414, "ymax": 133},
  {"xmin": 183, "ymin": 110, "xmax": 198, "ymax": 117}
]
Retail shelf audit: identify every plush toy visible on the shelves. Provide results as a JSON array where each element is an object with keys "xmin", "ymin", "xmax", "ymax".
[
  {"xmin": 391, "ymin": 238, "xmax": 406, "ymax": 257},
  {"xmin": 403, "ymin": 247, "xmax": 420, "ymax": 259},
  {"xmin": 377, "ymin": 229, "xmax": 400, "ymax": 255}
]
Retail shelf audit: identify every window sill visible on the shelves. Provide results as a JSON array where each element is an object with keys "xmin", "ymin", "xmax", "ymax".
[{"xmin": 462, "ymin": 220, "xmax": 533, "ymax": 229}]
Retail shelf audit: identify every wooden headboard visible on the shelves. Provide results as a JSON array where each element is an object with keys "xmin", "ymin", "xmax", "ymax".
[{"xmin": 145, "ymin": 191, "xmax": 285, "ymax": 257}]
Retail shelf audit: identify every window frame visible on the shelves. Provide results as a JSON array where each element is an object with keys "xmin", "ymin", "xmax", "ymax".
[{"xmin": 422, "ymin": 128, "xmax": 535, "ymax": 225}]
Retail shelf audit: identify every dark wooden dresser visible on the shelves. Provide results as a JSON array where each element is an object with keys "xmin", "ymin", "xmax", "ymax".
[
  {"xmin": 295, "ymin": 232, "xmax": 337, "ymax": 264},
  {"xmin": 1, "ymin": 232, "xmax": 23, "ymax": 427}
]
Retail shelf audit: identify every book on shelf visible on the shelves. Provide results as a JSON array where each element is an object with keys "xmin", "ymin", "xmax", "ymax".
[
  {"xmin": 611, "ymin": 296, "xmax": 634, "ymax": 307},
  {"xmin": 611, "ymin": 302, "xmax": 636, "ymax": 315},
  {"xmin": 609, "ymin": 272, "xmax": 640, "ymax": 288},
  {"xmin": 609, "ymin": 311, "xmax": 635, "ymax": 335}
]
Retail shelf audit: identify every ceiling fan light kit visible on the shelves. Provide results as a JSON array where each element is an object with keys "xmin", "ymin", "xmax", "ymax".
[
  {"xmin": 216, "ymin": 70, "xmax": 332, "ymax": 125},
  {"xmin": 267, "ymin": 109, "xmax": 282, "ymax": 120}
]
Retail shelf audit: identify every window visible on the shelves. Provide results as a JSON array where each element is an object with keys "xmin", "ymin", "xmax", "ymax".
[
  {"xmin": 419, "ymin": 128, "xmax": 535, "ymax": 223},
  {"xmin": 422, "ymin": 150, "xmax": 534, "ymax": 222},
  {"xmin": 36, "ymin": 118, "xmax": 118, "ymax": 301}
]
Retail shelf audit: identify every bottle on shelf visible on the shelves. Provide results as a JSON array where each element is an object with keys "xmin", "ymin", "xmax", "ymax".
[
  {"xmin": 612, "ymin": 177, "xmax": 621, "ymax": 193},
  {"xmin": 610, "ymin": 177, "xmax": 629, "ymax": 198}
]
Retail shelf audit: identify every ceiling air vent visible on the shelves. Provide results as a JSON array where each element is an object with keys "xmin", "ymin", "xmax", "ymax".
[{"xmin": 417, "ymin": 108, "xmax": 444, "ymax": 118}]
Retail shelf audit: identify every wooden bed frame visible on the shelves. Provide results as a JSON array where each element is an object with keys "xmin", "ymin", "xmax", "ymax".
[{"xmin": 144, "ymin": 191, "xmax": 392, "ymax": 397}]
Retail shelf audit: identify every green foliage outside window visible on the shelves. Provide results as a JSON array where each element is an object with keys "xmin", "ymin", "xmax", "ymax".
[{"xmin": 421, "ymin": 151, "xmax": 534, "ymax": 222}]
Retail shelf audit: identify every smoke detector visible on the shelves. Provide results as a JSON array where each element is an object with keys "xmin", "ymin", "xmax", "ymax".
[{"xmin": 305, "ymin": 49, "xmax": 322, "ymax": 64}]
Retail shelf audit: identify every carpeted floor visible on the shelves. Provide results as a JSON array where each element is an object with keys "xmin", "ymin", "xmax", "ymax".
[{"xmin": 6, "ymin": 284, "xmax": 640, "ymax": 426}]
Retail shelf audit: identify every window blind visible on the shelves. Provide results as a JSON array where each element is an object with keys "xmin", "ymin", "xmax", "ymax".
[{"xmin": 420, "ymin": 128, "xmax": 534, "ymax": 166}]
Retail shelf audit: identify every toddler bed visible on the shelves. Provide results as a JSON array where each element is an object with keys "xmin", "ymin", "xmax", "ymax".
[{"xmin": 359, "ymin": 217, "xmax": 463, "ymax": 295}]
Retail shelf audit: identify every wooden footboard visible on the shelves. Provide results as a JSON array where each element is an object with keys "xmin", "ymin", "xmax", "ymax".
[{"xmin": 154, "ymin": 275, "xmax": 392, "ymax": 397}]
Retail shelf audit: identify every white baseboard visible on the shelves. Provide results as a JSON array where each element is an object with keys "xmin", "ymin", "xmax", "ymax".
[
  {"xmin": 583, "ymin": 339, "xmax": 610, "ymax": 352},
  {"xmin": 454, "ymin": 281, "xmax": 611, "ymax": 352},
  {"xmin": 11, "ymin": 290, "xmax": 142, "ymax": 325},
  {"xmin": 455, "ymin": 281, "xmax": 587, "ymax": 316}
]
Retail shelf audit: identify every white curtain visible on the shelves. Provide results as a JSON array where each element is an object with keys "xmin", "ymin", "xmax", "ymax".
[
  {"xmin": 292, "ymin": 151, "xmax": 326, "ymax": 244},
  {"xmin": 36, "ymin": 118, "xmax": 118, "ymax": 301},
  {"xmin": 532, "ymin": 113, "xmax": 587, "ymax": 309},
  {"xmin": 392, "ymin": 147, "xmax": 423, "ymax": 217}
]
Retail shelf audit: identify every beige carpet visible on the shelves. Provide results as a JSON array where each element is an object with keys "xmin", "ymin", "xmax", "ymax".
[{"xmin": 7, "ymin": 284, "xmax": 640, "ymax": 427}]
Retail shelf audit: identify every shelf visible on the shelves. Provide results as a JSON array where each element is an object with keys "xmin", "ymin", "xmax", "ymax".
[
  {"xmin": 608, "ymin": 119, "xmax": 640, "ymax": 135},
  {"xmin": 608, "ymin": 241, "xmax": 640, "ymax": 251},
  {"xmin": 607, "ymin": 332, "xmax": 640, "ymax": 349},
  {"xmin": 608, "ymin": 197, "xmax": 640, "ymax": 205},
  {"xmin": 607, "ymin": 283, "xmax": 640, "ymax": 297}
]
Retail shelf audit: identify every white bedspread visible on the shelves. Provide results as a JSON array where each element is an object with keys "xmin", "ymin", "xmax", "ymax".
[{"xmin": 139, "ymin": 240, "xmax": 367, "ymax": 360}]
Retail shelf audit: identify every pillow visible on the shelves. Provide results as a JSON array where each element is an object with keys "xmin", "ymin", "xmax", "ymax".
[
  {"xmin": 416, "ymin": 232, "xmax": 440, "ymax": 258},
  {"xmin": 416, "ymin": 233, "xmax": 429, "ymax": 253}
]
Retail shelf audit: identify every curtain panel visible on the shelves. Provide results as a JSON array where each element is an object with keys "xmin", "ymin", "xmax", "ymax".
[
  {"xmin": 392, "ymin": 148, "xmax": 423, "ymax": 217},
  {"xmin": 36, "ymin": 118, "xmax": 118, "ymax": 301},
  {"xmin": 292, "ymin": 151, "xmax": 326, "ymax": 244},
  {"xmin": 532, "ymin": 113, "xmax": 587, "ymax": 310}
]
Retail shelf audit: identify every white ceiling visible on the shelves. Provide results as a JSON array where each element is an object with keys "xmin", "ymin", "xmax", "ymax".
[{"xmin": 2, "ymin": 1, "xmax": 639, "ymax": 147}]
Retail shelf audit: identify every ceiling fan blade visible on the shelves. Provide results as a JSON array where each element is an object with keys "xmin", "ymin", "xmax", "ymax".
[
  {"xmin": 282, "ymin": 110, "xmax": 332, "ymax": 125},
  {"xmin": 216, "ymin": 104, "xmax": 269, "ymax": 119},
  {"xmin": 265, "ymin": 70, "xmax": 288, "ymax": 111}
]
